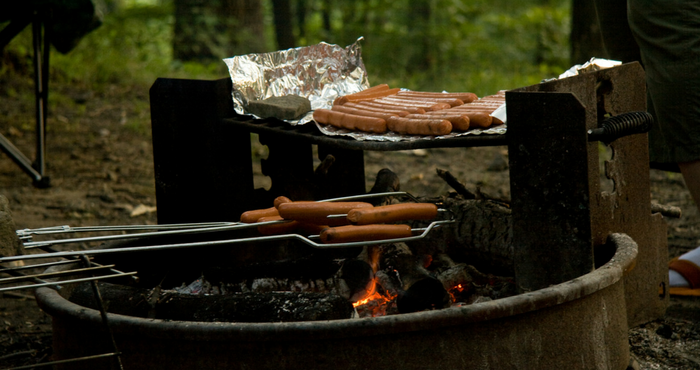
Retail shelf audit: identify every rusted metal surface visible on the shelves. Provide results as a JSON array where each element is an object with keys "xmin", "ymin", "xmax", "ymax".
[
  {"xmin": 506, "ymin": 91, "xmax": 593, "ymax": 291},
  {"xmin": 149, "ymin": 78, "xmax": 252, "ymax": 224},
  {"xmin": 35, "ymin": 233, "xmax": 637, "ymax": 370},
  {"xmin": 509, "ymin": 62, "xmax": 669, "ymax": 326}
]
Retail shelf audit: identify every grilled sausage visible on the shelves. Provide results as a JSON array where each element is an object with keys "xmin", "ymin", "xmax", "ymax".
[
  {"xmin": 381, "ymin": 96, "xmax": 465, "ymax": 107},
  {"xmin": 343, "ymin": 102, "xmax": 411, "ymax": 116},
  {"xmin": 256, "ymin": 215, "xmax": 299, "ymax": 235},
  {"xmin": 334, "ymin": 88, "xmax": 401, "ymax": 105},
  {"xmin": 331, "ymin": 105, "xmax": 399, "ymax": 121},
  {"xmin": 357, "ymin": 101, "xmax": 426, "ymax": 114},
  {"xmin": 313, "ymin": 109, "xmax": 387, "ymax": 133},
  {"xmin": 240, "ymin": 207, "xmax": 279, "ymax": 223},
  {"xmin": 277, "ymin": 201, "xmax": 374, "ymax": 225},
  {"xmin": 405, "ymin": 113, "xmax": 469, "ymax": 131},
  {"xmin": 256, "ymin": 215, "xmax": 329, "ymax": 235},
  {"xmin": 396, "ymin": 91, "xmax": 478, "ymax": 103},
  {"xmin": 320, "ymin": 224, "xmax": 412, "ymax": 243},
  {"xmin": 332, "ymin": 84, "xmax": 390, "ymax": 105},
  {"xmin": 346, "ymin": 203, "xmax": 439, "ymax": 225},
  {"xmin": 273, "ymin": 196, "xmax": 293, "ymax": 209},
  {"xmin": 386, "ymin": 117, "xmax": 453, "ymax": 136},
  {"xmin": 427, "ymin": 110, "xmax": 493, "ymax": 128},
  {"xmin": 375, "ymin": 98, "xmax": 451, "ymax": 111}
]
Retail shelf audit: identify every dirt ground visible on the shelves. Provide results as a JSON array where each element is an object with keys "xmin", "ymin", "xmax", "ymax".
[{"xmin": 1, "ymin": 74, "xmax": 700, "ymax": 368}]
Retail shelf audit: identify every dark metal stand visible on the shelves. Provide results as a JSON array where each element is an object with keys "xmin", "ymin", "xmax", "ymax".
[
  {"xmin": 149, "ymin": 62, "xmax": 668, "ymax": 328},
  {"xmin": 0, "ymin": 10, "xmax": 51, "ymax": 188}
]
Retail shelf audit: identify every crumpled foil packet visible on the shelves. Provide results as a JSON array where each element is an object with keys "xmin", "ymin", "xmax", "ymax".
[
  {"xmin": 224, "ymin": 38, "xmax": 369, "ymax": 126},
  {"xmin": 555, "ymin": 57, "xmax": 622, "ymax": 80},
  {"xmin": 223, "ymin": 38, "xmax": 507, "ymax": 141}
]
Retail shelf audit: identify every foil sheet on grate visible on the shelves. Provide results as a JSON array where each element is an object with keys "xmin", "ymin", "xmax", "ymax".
[
  {"xmin": 224, "ymin": 37, "xmax": 507, "ymax": 142},
  {"xmin": 224, "ymin": 38, "xmax": 369, "ymax": 126}
]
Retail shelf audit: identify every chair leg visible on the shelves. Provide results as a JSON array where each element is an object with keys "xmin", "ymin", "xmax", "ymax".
[{"xmin": 31, "ymin": 12, "xmax": 50, "ymax": 188}]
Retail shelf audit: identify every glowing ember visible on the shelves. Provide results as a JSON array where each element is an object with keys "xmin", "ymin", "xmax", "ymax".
[
  {"xmin": 353, "ymin": 290, "xmax": 398, "ymax": 318},
  {"xmin": 353, "ymin": 291, "xmax": 387, "ymax": 308}
]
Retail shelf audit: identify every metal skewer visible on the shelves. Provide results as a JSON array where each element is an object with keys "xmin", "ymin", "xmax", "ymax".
[
  {"xmin": 0, "ymin": 219, "xmax": 455, "ymax": 264},
  {"xmin": 19, "ymin": 192, "xmax": 434, "ymax": 249},
  {"xmin": 0, "ymin": 264, "xmax": 115, "ymax": 285},
  {"xmin": 0, "ymin": 271, "xmax": 138, "ymax": 293}
]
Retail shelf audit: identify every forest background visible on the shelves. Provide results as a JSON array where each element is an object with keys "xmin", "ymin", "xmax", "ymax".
[{"xmin": 1, "ymin": 0, "xmax": 607, "ymax": 107}]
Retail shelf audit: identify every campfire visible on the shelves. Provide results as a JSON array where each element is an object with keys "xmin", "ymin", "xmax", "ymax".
[
  {"xmin": 14, "ymin": 62, "xmax": 666, "ymax": 370},
  {"xmin": 62, "ymin": 167, "xmax": 516, "ymax": 323}
]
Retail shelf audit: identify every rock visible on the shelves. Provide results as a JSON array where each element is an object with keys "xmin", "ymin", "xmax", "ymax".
[
  {"xmin": 0, "ymin": 195, "xmax": 23, "ymax": 258},
  {"xmin": 247, "ymin": 95, "xmax": 311, "ymax": 120}
]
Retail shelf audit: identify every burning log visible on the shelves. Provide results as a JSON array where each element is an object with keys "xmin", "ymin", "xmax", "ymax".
[
  {"xmin": 432, "ymin": 253, "xmax": 473, "ymax": 293},
  {"xmin": 378, "ymin": 242, "xmax": 450, "ymax": 313},
  {"xmin": 430, "ymin": 253, "xmax": 516, "ymax": 304},
  {"xmin": 69, "ymin": 281, "xmax": 354, "ymax": 322},
  {"xmin": 410, "ymin": 195, "xmax": 514, "ymax": 276}
]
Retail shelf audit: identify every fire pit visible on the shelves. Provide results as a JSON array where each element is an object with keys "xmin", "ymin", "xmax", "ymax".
[
  {"xmin": 36, "ymin": 232, "xmax": 636, "ymax": 370},
  {"xmin": 31, "ymin": 62, "xmax": 669, "ymax": 369}
]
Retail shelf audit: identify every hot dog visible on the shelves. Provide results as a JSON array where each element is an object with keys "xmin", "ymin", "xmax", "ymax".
[
  {"xmin": 320, "ymin": 224, "xmax": 413, "ymax": 244},
  {"xmin": 343, "ymin": 102, "xmax": 411, "ymax": 117},
  {"xmin": 357, "ymin": 101, "xmax": 426, "ymax": 114},
  {"xmin": 256, "ymin": 215, "xmax": 299, "ymax": 235},
  {"xmin": 240, "ymin": 207, "xmax": 279, "ymax": 223},
  {"xmin": 396, "ymin": 91, "xmax": 478, "ymax": 103},
  {"xmin": 256, "ymin": 215, "xmax": 329, "ymax": 235},
  {"xmin": 380, "ymin": 96, "xmax": 465, "ymax": 107},
  {"xmin": 331, "ymin": 105, "xmax": 399, "ymax": 121},
  {"xmin": 351, "ymin": 84, "xmax": 391, "ymax": 96},
  {"xmin": 426, "ymin": 110, "xmax": 493, "ymax": 128},
  {"xmin": 374, "ymin": 98, "xmax": 451, "ymax": 112},
  {"xmin": 277, "ymin": 201, "xmax": 374, "ymax": 225},
  {"xmin": 332, "ymin": 84, "xmax": 390, "ymax": 105},
  {"xmin": 313, "ymin": 109, "xmax": 387, "ymax": 133},
  {"xmin": 405, "ymin": 113, "xmax": 469, "ymax": 131},
  {"xmin": 334, "ymin": 88, "xmax": 401, "ymax": 105},
  {"xmin": 386, "ymin": 117, "xmax": 453, "ymax": 136},
  {"xmin": 273, "ymin": 196, "xmax": 293, "ymax": 209},
  {"xmin": 346, "ymin": 203, "xmax": 439, "ymax": 225}
]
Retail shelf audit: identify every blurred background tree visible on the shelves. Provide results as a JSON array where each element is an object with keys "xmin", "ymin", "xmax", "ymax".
[
  {"xmin": 0, "ymin": 0, "xmax": 615, "ymax": 99},
  {"xmin": 172, "ymin": 0, "xmax": 266, "ymax": 62}
]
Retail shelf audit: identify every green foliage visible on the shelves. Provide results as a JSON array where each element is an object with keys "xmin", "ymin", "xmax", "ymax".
[
  {"xmin": 312, "ymin": 0, "xmax": 572, "ymax": 95},
  {"xmin": 2, "ymin": 0, "xmax": 571, "ymax": 99}
]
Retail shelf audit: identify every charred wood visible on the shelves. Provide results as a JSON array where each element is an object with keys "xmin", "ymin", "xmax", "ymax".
[
  {"xmin": 379, "ymin": 242, "xmax": 450, "ymax": 313},
  {"xmin": 69, "ymin": 281, "xmax": 354, "ymax": 322},
  {"xmin": 412, "ymin": 195, "xmax": 514, "ymax": 276},
  {"xmin": 435, "ymin": 168, "xmax": 475, "ymax": 199},
  {"xmin": 368, "ymin": 168, "xmax": 401, "ymax": 206},
  {"xmin": 432, "ymin": 253, "xmax": 473, "ymax": 294}
]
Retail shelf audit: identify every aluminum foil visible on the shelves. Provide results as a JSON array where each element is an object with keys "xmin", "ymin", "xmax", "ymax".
[
  {"xmin": 224, "ymin": 38, "xmax": 507, "ymax": 142},
  {"xmin": 224, "ymin": 38, "xmax": 369, "ymax": 126},
  {"xmin": 555, "ymin": 57, "xmax": 622, "ymax": 80}
]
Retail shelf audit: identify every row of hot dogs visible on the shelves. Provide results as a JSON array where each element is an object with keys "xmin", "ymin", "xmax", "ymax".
[
  {"xmin": 312, "ymin": 84, "xmax": 505, "ymax": 135},
  {"xmin": 240, "ymin": 196, "xmax": 439, "ymax": 244}
]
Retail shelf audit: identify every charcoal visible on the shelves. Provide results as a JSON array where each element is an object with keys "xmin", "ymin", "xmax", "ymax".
[{"xmin": 247, "ymin": 95, "xmax": 311, "ymax": 120}]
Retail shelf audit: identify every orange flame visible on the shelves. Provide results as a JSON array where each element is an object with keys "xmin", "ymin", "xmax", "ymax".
[{"xmin": 352, "ymin": 291, "xmax": 386, "ymax": 308}]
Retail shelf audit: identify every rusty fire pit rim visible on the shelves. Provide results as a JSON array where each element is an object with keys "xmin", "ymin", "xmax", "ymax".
[{"xmin": 35, "ymin": 233, "xmax": 636, "ymax": 342}]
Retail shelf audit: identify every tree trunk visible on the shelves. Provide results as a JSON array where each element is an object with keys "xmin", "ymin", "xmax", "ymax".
[
  {"xmin": 173, "ymin": 0, "xmax": 265, "ymax": 62},
  {"xmin": 271, "ymin": 0, "xmax": 296, "ymax": 49},
  {"xmin": 296, "ymin": 0, "xmax": 307, "ymax": 40},
  {"xmin": 406, "ymin": 0, "xmax": 433, "ymax": 72},
  {"xmin": 570, "ymin": 0, "xmax": 606, "ymax": 65},
  {"xmin": 321, "ymin": 0, "xmax": 332, "ymax": 37}
]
